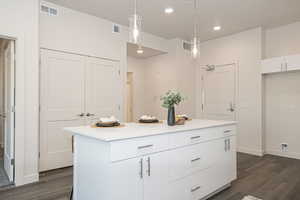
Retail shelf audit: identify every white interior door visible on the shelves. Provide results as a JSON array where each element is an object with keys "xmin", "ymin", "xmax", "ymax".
[
  {"xmin": 40, "ymin": 49, "xmax": 86, "ymax": 172},
  {"xmin": 4, "ymin": 41, "xmax": 15, "ymax": 182},
  {"xmin": 201, "ymin": 64, "xmax": 236, "ymax": 121},
  {"xmin": 85, "ymin": 57, "xmax": 121, "ymax": 121}
]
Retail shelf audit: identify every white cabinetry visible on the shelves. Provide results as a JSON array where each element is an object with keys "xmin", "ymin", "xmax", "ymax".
[
  {"xmin": 262, "ymin": 54, "xmax": 300, "ymax": 74},
  {"xmin": 73, "ymin": 124, "xmax": 237, "ymax": 200}
]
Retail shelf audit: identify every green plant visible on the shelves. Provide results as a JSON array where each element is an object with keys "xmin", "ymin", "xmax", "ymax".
[{"xmin": 160, "ymin": 90, "xmax": 185, "ymax": 109}]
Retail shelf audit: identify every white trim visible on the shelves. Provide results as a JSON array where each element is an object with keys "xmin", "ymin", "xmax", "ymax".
[
  {"xmin": 266, "ymin": 150, "xmax": 300, "ymax": 160},
  {"xmin": 238, "ymin": 147, "xmax": 264, "ymax": 157},
  {"xmin": 0, "ymin": 32, "xmax": 26, "ymax": 186}
]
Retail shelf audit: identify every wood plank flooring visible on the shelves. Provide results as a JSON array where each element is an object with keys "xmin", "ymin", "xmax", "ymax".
[{"xmin": 0, "ymin": 153, "xmax": 300, "ymax": 200}]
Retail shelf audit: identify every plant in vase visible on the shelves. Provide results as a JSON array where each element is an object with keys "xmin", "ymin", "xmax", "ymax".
[{"xmin": 160, "ymin": 90, "xmax": 184, "ymax": 126}]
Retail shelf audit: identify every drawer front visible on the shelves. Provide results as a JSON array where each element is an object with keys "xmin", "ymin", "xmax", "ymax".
[
  {"xmin": 169, "ymin": 139, "xmax": 220, "ymax": 181},
  {"xmin": 110, "ymin": 135, "xmax": 169, "ymax": 162},
  {"xmin": 169, "ymin": 168, "xmax": 210, "ymax": 200},
  {"xmin": 220, "ymin": 125, "xmax": 236, "ymax": 137},
  {"xmin": 169, "ymin": 127, "xmax": 219, "ymax": 149}
]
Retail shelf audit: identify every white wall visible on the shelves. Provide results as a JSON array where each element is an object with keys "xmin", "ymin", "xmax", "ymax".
[
  {"xmin": 127, "ymin": 56, "xmax": 147, "ymax": 121},
  {"xmin": 265, "ymin": 21, "xmax": 300, "ymax": 58},
  {"xmin": 40, "ymin": 1, "xmax": 169, "ymax": 121},
  {"xmin": 264, "ymin": 71, "xmax": 300, "ymax": 159},
  {"xmin": 0, "ymin": 0, "xmax": 39, "ymax": 185},
  {"xmin": 143, "ymin": 39, "xmax": 197, "ymax": 120},
  {"xmin": 196, "ymin": 28, "xmax": 263, "ymax": 156}
]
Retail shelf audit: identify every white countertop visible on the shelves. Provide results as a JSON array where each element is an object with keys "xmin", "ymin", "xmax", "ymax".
[{"xmin": 64, "ymin": 119, "xmax": 236, "ymax": 142}]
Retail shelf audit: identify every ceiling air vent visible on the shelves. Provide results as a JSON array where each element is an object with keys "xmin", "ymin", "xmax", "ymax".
[
  {"xmin": 113, "ymin": 24, "xmax": 121, "ymax": 33},
  {"xmin": 183, "ymin": 41, "xmax": 191, "ymax": 51},
  {"xmin": 40, "ymin": 4, "xmax": 58, "ymax": 16}
]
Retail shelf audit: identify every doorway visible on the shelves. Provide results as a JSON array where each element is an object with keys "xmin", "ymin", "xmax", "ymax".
[
  {"xmin": 200, "ymin": 63, "xmax": 237, "ymax": 121},
  {"xmin": 0, "ymin": 38, "xmax": 15, "ymax": 187},
  {"xmin": 126, "ymin": 72, "xmax": 133, "ymax": 122}
]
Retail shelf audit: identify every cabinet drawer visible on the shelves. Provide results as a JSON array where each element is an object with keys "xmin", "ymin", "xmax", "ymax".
[
  {"xmin": 110, "ymin": 135, "xmax": 169, "ymax": 162},
  {"xmin": 169, "ymin": 139, "xmax": 220, "ymax": 181},
  {"xmin": 169, "ymin": 127, "xmax": 219, "ymax": 148},
  {"xmin": 220, "ymin": 125, "xmax": 236, "ymax": 137},
  {"xmin": 169, "ymin": 169, "xmax": 209, "ymax": 200}
]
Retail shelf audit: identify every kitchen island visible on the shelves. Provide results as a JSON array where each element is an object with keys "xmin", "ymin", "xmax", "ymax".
[{"xmin": 65, "ymin": 119, "xmax": 237, "ymax": 200}]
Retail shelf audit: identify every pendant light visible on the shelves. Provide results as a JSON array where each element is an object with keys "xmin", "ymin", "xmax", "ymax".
[
  {"xmin": 129, "ymin": 0, "xmax": 142, "ymax": 45},
  {"xmin": 191, "ymin": 0, "xmax": 200, "ymax": 59}
]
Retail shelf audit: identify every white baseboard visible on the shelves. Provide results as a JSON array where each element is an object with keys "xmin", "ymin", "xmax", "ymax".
[
  {"xmin": 23, "ymin": 173, "xmax": 39, "ymax": 185},
  {"xmin": 265, "ymin": 150, "xmax": 300, "ymax": 160},
  {"xmin": 238, "ymin": 147, "xmax": 264, "ymax": 157}
]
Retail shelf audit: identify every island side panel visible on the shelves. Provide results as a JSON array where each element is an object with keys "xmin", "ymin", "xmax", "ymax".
[{"xmin": 74, "ymin": 135, "xmax": 111, "ymax": 200}]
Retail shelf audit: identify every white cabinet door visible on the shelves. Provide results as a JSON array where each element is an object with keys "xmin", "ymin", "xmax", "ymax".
[
  {"xmin": 40, "ymin": 49, "xmax": 86, "ymax": 171},
  {"xmin": 261, "ymin": 57, "xmax": 285, "ymax": 74},
  {"xmin": 110, "ymin": 157, "xmax": 143, "ymax": 200},
  {"xmin": 86, "ymin": 57, "xmax": 122, "ymax": 121},
  {"xmin": 143, "ymin": 152, "xmax": 170, "ymax": 200},
  {"xmin": 286, "ymin": 54, "xmax": 300, "ymax": 71},
  {"xmin": 217, "ymin": 136, "xmax": 237, "ymax": 186}
]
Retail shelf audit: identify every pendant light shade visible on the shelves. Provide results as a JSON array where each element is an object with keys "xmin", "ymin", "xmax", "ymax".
[{"xmin": 129, "ymin": 0, "xmax": 142, "ymax": 45}]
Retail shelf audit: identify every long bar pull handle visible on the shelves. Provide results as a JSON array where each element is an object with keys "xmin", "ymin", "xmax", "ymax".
[
  {"xmin": 147, "ymin": 157, "xmax": 151, "ymax": 176},
  {"xmin": 138, "ymin": 144, "xmax": 153, "ymax": 150},
  {"xmin": 228, "ymin": 139, "xmax": 231, "ymax": 151},
  {"xmin": 139, "ymin": 158, "xmax": 143, "ymax": 179},
  {"xmin": 224, "ymin": 130, "xmax": 232, "ymax": 133},
  {"xmin": 191, "ymin": 157, "xmax": 201, "ymax": 163},
  {"xmin": 224, "ymin": 139, "xmax": 227, "ymax": 152},
  {"xmin": 191, "ymin": 186, "xmax": 201, "ymax": 193},
  {"xmin": 190, "ymin": 136, "xmax": 201, "ymax": 140}
]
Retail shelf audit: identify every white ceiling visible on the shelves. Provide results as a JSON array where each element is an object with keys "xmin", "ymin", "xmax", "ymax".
[{"xmin": 46, "ymin": 0, "xmax": 300, "ymax": 41}]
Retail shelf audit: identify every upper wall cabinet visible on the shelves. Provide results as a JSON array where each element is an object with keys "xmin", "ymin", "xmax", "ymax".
[{"xmin": 262, "ymin": 54, "xmax": 300, "ymax": 74}]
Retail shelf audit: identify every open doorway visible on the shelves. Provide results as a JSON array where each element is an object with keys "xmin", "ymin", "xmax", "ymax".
[{"xmin": 0, "ymin": 38, "xmax": 15, "ymax": 187}]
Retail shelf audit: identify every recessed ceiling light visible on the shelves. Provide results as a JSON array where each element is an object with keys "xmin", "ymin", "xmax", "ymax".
[
  {"xmin": 137, "ymin": 48, "xmax": 144, "ymax": 54},
  {"xmin": 213, "ymin": 26, "xmax": 221, "ymax": 31},
  {"xmin": 165, "ymin": 7, "xmax": 174, "ymax": 14}
]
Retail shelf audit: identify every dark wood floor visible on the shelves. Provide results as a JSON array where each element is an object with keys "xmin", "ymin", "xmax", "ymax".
[{"xmin": 0, "ymin": 153, "xmax": 300, "ymax": 200}]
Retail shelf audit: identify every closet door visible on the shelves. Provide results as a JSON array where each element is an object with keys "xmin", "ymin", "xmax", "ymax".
[
  {"xmin": 85, "ymin": 57, "xmax": 121, "ymax": 121},
  {"xmin": 40, "ymin": 49, "xmax": 86, "ymax": 171}
]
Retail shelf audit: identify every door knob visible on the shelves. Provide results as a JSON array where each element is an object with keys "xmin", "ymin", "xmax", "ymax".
[
  {"xmin": 86, "ymin": 113, "xmax": 95, "ymax": 117},
  {"xmin": 77, "ymin": 113, "xmax": 85, "ymax": 117},
  {"xmin": 227, "ymin": 102, "xmax": 235, "ymax": 112}
]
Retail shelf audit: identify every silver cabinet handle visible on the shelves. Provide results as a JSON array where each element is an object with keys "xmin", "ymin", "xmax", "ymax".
[
  {"xmin": 86, "ymin": 113, "xmax": 95, "ymax": 117},
  {"xmin": 224, "ymin": 139, "xmax": 227, "ymax": 152},
  {"xmin": 281, "ymin": 63, "xmax": 283, "ymax": 72},
  {"xmin": 228, "ymin": 102, "xmax": 235, "ymax": 112},
  {"xmin": 190, "ymin": 136, "xmax": 201, "ymax": 140},
  {"xmin": 77, "ymin": 113, "xmax": 85, "ymax": 117},
  {"xmin": 224, "ymin": 130, "xmax": 232, "ymax": 133},
  {"xmin": 191, "ymin": 157, "xmax": 201, "ymax": 163},
  {"xmin": 228, "ymin": 138, "xmax": 231, "ymax": 151},
  {"xmin": 191, "ymin": 186, "xmax": 201, "ymax": 193},
  {"xmin": 147, "ymin": 157, "xmax": 151, "ymax": 177},
  {"xmin": 139, "ymin": 158, "xmax": 143, "ymax": 179},
  {"xmin": 137, "ymin": 144, "xmax": 153, "ymax": 150}
]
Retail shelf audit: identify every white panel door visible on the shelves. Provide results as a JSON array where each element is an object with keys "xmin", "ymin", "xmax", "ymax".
[
  {"xmin": 110, "ymin": 157, "xmax": 143, "ymax": 200},
  {"xmin": 202, "ymin": 64, "xmax": 236, "ymax": 121},
  {"xmin": 85, "ymin": 57, "xmax": 121, "ymax": 121},
  {"xmin": 40, "ymin": 49, "xmax": 86, "ymax": 171},
  {"xmin": 261, "ymin": 57, "xmax": 285, "ymax": 74},
  {"xmin": 3, "ymin": 41, "xmax": 15, "ymax": 182},
  {"xmin": 143, "ymin": 152, "xmax": 169, "ymax": 200},
  {"xmin": 285, "ymin": 54, "xmax": 300, "ymax": 71}
]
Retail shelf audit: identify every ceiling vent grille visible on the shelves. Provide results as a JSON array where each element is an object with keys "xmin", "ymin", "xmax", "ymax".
[
  {"xmin": 182, "ymin": 41, "xmax": 191, "ymax": 51},
  {"xmin": 40, "ymin": 4, "xmax": 58, "ymax": 16},
  {"xmin": 113, "ymin": 24, "xmax": 121, "ymax": 33}
]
